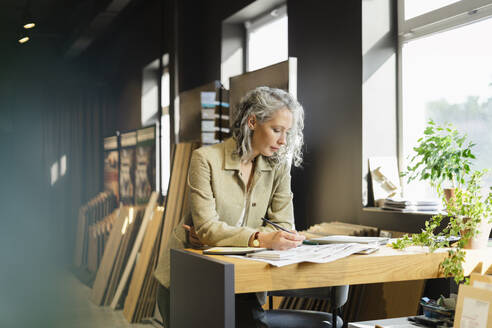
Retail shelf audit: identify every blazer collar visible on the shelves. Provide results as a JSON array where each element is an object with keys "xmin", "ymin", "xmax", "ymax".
[{"xmin": 224, "ymin": 137, "xmax": 273, "ymax": 171}]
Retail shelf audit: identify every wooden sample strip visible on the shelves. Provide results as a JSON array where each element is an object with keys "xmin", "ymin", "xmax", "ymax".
[
  {"xmin": 159, "ymin": 143, "xmax": 196, "ymax": 256},
  {"xmin": 73, "ymin": 207, "xmax": 86, "ymax": 267},
  {"xmin": 110, "ymin": 192, "xmax": 159, "ymax": 309},
  {"xmin": 123, "ymin": 206, "xmax": 164, "ymax": 322},
  {"xmin": 229, "ymin": 58, "xmax": 297, "ymax": 123},
  {"xmin": 90, "ymin": 206, "xmax": 126, "ymax": 305},
  {"xmin": 104, "ymin": 207, "xmax": 144, "ymax": 306}
]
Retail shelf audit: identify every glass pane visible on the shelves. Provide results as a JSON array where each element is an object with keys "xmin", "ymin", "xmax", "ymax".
[
  {"xmin": 402, "ymin": 17, "xmax": 492, "ymax": 198},
  {"xmin": 160, "ymin": 114, "xmax": 170, "ymax": 195},
  {"xmin": 161, "ymin": 71, "xmax": 170, "ymax": 108},
  {"xmin": 248, "ymin": 15, "xmax": 288, "ymax": 71},
  {"xmin": 405, "ymin": 0, "xmax": 460, "ymax": 20}
]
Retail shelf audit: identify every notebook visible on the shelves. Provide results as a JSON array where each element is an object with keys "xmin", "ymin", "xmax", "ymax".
[{"xmin": 203, "ymin": 247, "xmax": 267, "ymax": 255}]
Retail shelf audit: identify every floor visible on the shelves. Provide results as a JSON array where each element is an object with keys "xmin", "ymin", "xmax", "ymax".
[
  {"xmin": 59, "ymin": 272, "xmax": 155, "ymax": 328},
  {"xmin": 0, "ymin": 271, "xmax": 156, "ymax": 328}
]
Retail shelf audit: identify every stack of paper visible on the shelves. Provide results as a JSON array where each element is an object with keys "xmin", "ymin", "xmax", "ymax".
[
  {"xmin": 382, "ymin": 198, "xmax": 441, "ymax": 213},
  {"xmin": 245, "ymin": 244, "xmax": 376, "ymax": 267}
]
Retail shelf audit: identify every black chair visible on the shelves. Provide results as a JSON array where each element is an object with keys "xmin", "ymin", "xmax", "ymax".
[{"xmin": 265, "ymin": 286, "xmax": 349, "ymax": 328}]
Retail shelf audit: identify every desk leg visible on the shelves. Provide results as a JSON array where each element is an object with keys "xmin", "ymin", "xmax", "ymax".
[
  {"xmin": 331, "ymin": 288, "xmax": 337, "ymax": 328},
  {"xmin": 170, "ymin": 249, "xmax": 235, "ymax": 328}
]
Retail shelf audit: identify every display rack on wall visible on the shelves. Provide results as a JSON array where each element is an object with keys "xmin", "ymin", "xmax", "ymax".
[
  {"xmin": 104, "ymin": 135, "xmax": 120, "ymax": 201},
  {"xmin": 105, "ymin": 126, "xmax": 157, "ymax": 206},
  {"xmin": 119, "ymin": 131, "xmax": 137, "ymax": 205},
  {"xmin": 200, "ymin": 87, "xmax": 230, "ymax": 145},
  {"xmin": 179, "ymin": 80, "xmax": 230, "ymax": 143},
  {"xmin": 135, "ymin": 126, "xmax": 156, "ymax": 204}
]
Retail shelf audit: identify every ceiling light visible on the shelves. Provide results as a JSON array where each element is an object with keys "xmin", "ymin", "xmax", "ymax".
[
  {"xmin": 23, "ymin": 22, "xmax": 35, "ymax": 29},
  {"xmin": 18, "ymin": 36, "xmax": 30, "ymax": 44}
]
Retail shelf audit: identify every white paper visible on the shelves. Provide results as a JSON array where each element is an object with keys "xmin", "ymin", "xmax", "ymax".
[
  {"xmin": 230, "ymin": 244, "xmax": 372, "ymax": 267},
  {"xmin": 461, "ymin": 297, "xmax": 489, "ymax": 328}
]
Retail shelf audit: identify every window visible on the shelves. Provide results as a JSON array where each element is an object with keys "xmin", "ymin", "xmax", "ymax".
[
  {"xmin": 50, "ymin": 161, "xmax": 59, "ymax": 186},
  {"xmin": 399, "ymin": 0, "xmax": 492, "ymax": 198},
  {"xmin": 246, "ymin": 5, "xmax": 288, "ymax": 72},
  {"xmin": 141, "ymin": 55, "xmax": 171, "ymax": 196},
  {"xmin": 404, "ymin": 0, "xmax": 460, "ymax": 20}
]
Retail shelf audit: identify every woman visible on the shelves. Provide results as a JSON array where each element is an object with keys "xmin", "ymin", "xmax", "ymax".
[{"xmin": 154, "ymin": 86, "xmax": 305, "ymax": 327}]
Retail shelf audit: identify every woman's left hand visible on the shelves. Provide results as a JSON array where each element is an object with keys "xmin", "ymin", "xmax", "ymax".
[{"xmin": 183, "ymin": 224, "xmax": 203, "ymax": 248}]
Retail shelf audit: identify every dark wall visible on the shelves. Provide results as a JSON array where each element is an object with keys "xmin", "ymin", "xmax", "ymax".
[
  {"xmin": 288, "ymin": 1, "xmax": 363, "ymax": 229},
  {"xmin": 177, "ymin": 0, "xmax": 253, "ymax": 92},
  {"xmin": 287, "ymin": 1, "xmax": 430, "ymax": 231},
  {"xmin": 79, "ymin": 0, "xmax": 166, "ymax": 134}
]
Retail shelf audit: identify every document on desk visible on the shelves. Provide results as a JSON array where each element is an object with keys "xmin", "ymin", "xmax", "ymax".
[{"xmin": 242, "ymin": 243, "xmax": 377, "ymax": 267}]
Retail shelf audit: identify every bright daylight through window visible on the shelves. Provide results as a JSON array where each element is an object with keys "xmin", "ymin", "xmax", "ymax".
[
  {"xmin": 400, "ymin": 0, "xmax": 492, "ymax": 199},
  {"xmin": 247, "ymin": 6, "xmax": 288, "ymax": 72}
]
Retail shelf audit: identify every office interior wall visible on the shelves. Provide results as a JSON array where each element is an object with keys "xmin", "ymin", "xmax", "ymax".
[
  {"xmin": 77, "ymin": 0, "xmax": 166, "ymax": 134},
  {"xmin": 76, "ymin": 0, "xmax": 430, "ymax": 233},
  {"xmin": 176, "ymin": 0, "xmax": 253, "ymax": 92},
  {"xmin": 288, "ymin": 1, "xmax": 362, "ymax": 229}
]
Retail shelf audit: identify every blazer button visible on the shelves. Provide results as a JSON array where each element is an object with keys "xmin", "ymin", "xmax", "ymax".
[{"xmin": 252, "ymin": 202, "xmax": 256, "ymax": 207}]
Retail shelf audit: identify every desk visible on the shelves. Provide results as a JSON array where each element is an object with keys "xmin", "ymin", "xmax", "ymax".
[{"xmin": 170, "ymin": 246, "xmax": 492, "ymax": 328}]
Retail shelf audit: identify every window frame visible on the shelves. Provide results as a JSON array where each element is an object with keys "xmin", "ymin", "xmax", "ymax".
[{"xmin": 396, "ymin": 0, "xmax": 492, "ymax": 192}]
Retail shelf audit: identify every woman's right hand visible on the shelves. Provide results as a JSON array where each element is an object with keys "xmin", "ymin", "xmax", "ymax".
[
  {"xmin": 259, "ymin": 230, "xmax": 305, "ymax": 250},
  {"xmin": 183, "ymin": 224, "xmax": 203, "ymax": 248}
]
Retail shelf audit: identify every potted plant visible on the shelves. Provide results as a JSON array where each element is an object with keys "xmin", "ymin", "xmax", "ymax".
[
  {"xmin": 401, "ymin": 120, "xmax": 476, "ymax": 198},
  {"xmin": 394, "ymin": 121, "xmax": 492, "ymax": 284}
]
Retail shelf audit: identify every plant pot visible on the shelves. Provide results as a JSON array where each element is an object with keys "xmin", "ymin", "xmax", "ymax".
[
  {"xmin": 443, "ymin": 188, "xmax": 455, "ymax": 202},
  {"xmin": 463, "ymin": 219, "xmax": 492, "ymax": 249}
]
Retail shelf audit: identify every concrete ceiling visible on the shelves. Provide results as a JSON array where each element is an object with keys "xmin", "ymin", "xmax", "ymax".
[{"xmin": 0, "ymin": 0, "xmax": 136, "ymax": 58}]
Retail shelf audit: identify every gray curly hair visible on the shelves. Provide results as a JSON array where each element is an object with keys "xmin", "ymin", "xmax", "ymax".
[{"xmin": 232, "ymin": 86, "xmax": 304, "ymax": 167}]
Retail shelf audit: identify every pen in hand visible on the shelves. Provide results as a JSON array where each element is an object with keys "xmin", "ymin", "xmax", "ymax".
[{"xmin": 261, "ymin": 217, "xmax": 295, "ymax": 234}]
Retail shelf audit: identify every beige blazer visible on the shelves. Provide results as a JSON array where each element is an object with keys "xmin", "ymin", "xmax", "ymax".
[{"xmin": 154, "ymin": 137, "xmax": 295, "ymax": 288}]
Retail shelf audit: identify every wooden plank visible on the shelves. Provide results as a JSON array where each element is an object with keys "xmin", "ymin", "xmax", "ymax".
[
  {"xmin": 134, "ymin": 248, "xmax": 155, "ymax": 322},
  {"xmin": 90, "ymin": 206, "xmax": 126, "ymax": 305},
  {"xmin": 102, "ymin": 209, "xmax": 133, "ymax": 305},
  {"xmin": 141, "ymin": 241, "xmax": 160, "ymax": 320},
  {"xmin": 159, "ymin": 143, "xmax": 185, "ymax": 256},
  {"xmin": 138, "ymin": 202, "xmax": 165, "ymax": 322},
  {"xmin": 229, "ymin": 58, "xmax": 296, "ymax": 125},
  {"xmin": 104, "ymin": 207, "xmax": 144, "ymax": 306},
  {"xmin": 110, "ymin": 192, "xmax": 159, "ymax": 309},
  {"xmin": 73, "ymin": 207, "xmax": 86, "ymax": 267},
  {"xmin": 123, "ymin": 206, "xmax": 164, "ymax": 322},
  {"xmin": 159, "ymin": 143, "xmax": 195, "ymax": 256},
  {"xmin": 87, "ymin": 225, "xmax": 98, "ymax": 273}
]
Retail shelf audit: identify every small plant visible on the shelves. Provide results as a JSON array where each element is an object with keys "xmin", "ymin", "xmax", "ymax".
[
  {"xmin": 393, "ymin": 170, "xmax": 492, "ymax": 284},
  {"xmin": 402, "ymin": 120, "xmax": 476, "ymax": 190},
  {"xmin": 394, "ymin": 121, "xmax": 492, "ymax": 284}
]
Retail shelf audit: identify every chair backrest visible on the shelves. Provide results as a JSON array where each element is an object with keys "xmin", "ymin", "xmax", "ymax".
[{"xmin": 268, "ymin": 285, "xmax": 349, "ymax": 309}]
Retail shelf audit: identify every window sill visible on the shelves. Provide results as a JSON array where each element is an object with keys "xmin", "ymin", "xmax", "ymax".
[{"xmin": 363, "ymin": 207, "xmax": 441, "ymax": 216}]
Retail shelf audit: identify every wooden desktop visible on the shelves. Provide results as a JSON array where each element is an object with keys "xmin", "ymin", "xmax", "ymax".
[{"xmin": 170, "ymin": 246, "xmax": 492, "ymax": 328}]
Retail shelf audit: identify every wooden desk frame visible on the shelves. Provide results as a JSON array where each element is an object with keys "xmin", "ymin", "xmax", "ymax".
[{"xmin": 170, "ymin": 247, "xmax": 492, "ymax": 328}]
